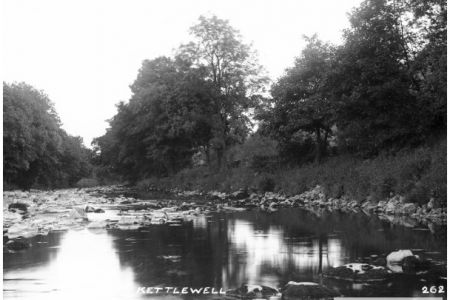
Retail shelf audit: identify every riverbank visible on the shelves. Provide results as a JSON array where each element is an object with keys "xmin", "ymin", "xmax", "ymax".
[
  {"xmin": 134, "ymin": 138, "xmax": 446, "ymax": 210},
  {"xmin": 3, "ymin": 184, "xmax": 445, "ymax": 251}
]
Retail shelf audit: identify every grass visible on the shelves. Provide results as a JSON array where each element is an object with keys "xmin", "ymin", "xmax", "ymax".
[{"xmin": 136, "ymin": 138, "xmax": 446, "ymax": 207}]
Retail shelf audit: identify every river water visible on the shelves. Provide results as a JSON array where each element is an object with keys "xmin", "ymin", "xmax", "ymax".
[{"xmin": 3, "ymin": 208, "xmax": 446, "ymax": 299}]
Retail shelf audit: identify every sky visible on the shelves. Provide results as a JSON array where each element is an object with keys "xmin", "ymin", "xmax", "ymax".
[{"xmin": 3, "ymin": 0, "xmax": 363, "ymax": 146}]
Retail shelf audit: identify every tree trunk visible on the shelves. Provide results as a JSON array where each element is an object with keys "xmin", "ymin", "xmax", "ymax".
[{"xmin": 315, "ymin": 127, "xmax": 322, "ymax": 163}]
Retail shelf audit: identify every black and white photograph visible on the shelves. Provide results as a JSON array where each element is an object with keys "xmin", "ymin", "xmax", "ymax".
[{"xmin": 2, "ymin": 0, "xmax": 447, "ymax": 299}]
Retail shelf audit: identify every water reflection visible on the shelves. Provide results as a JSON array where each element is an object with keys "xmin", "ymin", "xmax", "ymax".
[
  {"xmin": 4, "ymin": 208, "xmax": 446, "ymax": 299},
  {"xmin": 4, "ymin": 230, "xmax": 137, "ymax": 300}
]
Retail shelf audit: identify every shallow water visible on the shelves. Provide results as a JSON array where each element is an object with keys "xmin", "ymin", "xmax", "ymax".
[{"xmin": 3, "ymin": 208, "xmax": 446, "ymax": 299}]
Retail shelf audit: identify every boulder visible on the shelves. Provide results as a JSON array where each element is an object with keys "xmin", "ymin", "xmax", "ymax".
[
  {"xmin": 69, "ymin": 207, "xmax": 88, "ymax": 219},
  {"xmin": 6, "ymin": 223, "xmax": 39, "ymax": 239},
  {"xmin": 401, "ymin": 255, "xmax": 431, "ymax": 273},
  {"xmin": 85, "ymin": 205, "xmax": 96, "ymax": 212},
  {"xmin": 402, "ymin": 203, "xmax": 417, "ymax": 215},
  {"xmin": 226, "ymin": 284, "xmax": 279, "ymax": 299},
  {"xmin": 6, "ymin": 239, "xmax": 31, "ymax": 251},
  {"xmin": 281, "ymin": 282, "xmax": 339, "ymax": 299},
  {"xmin": 8, "ymin": 202, "xmax": 28, "ymax": 213},
  {"xmin": 231, "ymin": 189, "xmax": 249, "ymax": 200},
  {"xmin": 324, "ymin": 263, "xmax": 391, "ymax": 282},
  {"xmin": 427, "ymin": 198, "xmax": 437, "ymax": 210},
  {"xmin": 386, "ymin": 249, "xmax": 414, "ymax": 265}
]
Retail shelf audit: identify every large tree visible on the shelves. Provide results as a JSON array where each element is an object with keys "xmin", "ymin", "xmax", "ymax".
[
  {"xmin": 329, "ymin": 0, "xmax": 425, "ymax": 155},
  {"xmin": 261, "ymin": 35, "xmax": 335, "ymax": 163},
  {"xmin": 177, "ymin": 15, "xmax": 268, "ymax": 169},
  {"xmin": 93, "ymin": 57, "xmax": 216, "ymax": 179}
]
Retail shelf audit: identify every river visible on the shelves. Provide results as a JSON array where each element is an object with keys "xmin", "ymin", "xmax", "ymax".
[{"xmin": 3, "ymin": 208, "xmax": 446, "ymax": 299}]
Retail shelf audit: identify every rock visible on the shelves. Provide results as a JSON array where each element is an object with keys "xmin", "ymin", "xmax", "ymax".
[
  {"xmin": 427, "ymin": 198, "xmax": 437, "ymax": 210},
  {"xmin": 87, "ymin": 220, "xmax": 108, "ymax": 229},
  {"xmin": 386, "ymin": 249, "xmax": 414, "ymax": 265},
  {"xmin": 231, "ymin": 189, "xmax": 249, "ymax": 200},
  {"xmin": 281, "ymin": 281, "xmax": 339, "ymax": 299},
  {"xmin": 401, "ymin": 255, "xmax": 431, "ymax": 273},
  {"xmin": 226, "ymin": 284, "xmax": 279, "ymax": 299},
  {"xmin": 385, "ymin": 199, "xmax": 400, "ymax": 214},
  {"xmin": 85, "ymin": 205, "xmax": 96, "ymax": 212},
  {"xmin": 8, "ymin": 202, "xmax": 28, "ymax": 213},
  {"xmin": 6, "ymin": 239, "xmax": 31, "ymax": 251},
  {"xmin": 6, "ymin": 223, "xmax": 39, "ymax": 239},
  {"xmin": 69, "ymin": 207, "xmax": 88, "ymax": 220},
  {"xmin": 402, "ymin": 203, "xmax": 417, "ymax": 215},
  {"xmin": 324, "ymin": 263, "xmax": 391, "ymax": 282}
]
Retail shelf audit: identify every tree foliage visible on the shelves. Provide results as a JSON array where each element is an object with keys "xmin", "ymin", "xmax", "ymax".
[
  {"xmin": 260, "ymin": 35, "xmax": 335, "ymax": 162},
  {"xmin": 94, "ymin": 15, "xmax": 267, "ymax": 179},
  {"xmin": 178, "ymin": 15, "xmax": 268, "ymax": 168},
  {"xmin": 3, "ymin": 82, "xmax": 92, "ymax": 189},
  {"xmin": 260, "ymin": 0, "xmax": 446, "ymax": 161}
]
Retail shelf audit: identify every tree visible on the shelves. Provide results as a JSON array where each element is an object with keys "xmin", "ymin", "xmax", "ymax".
[
  {"xmin": 177, "ymin": 15, "xmax": 268, "ymax": 169},
  {"xmin": 3, "ymin": 82, "xmax": 92, "ymax": 189},
  {"xmin": 93, "ymin": 57, "xmax": 216, "ymax": 179},
  {"xmin": 261, "ymin": 35, "xmax": 335, "ymax": 163},
  {"xmin": 408, "ymin": 0, "xmax": 447, "ymax": 133},
  {"xmin": 329, "ymin": 0, "xmax": 424, "ymax": 155}
]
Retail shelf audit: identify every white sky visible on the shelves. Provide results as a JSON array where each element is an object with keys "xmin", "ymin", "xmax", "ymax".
[{"xmin": 3, "ymin": 0, "xmax": 362, "ymax": 146}]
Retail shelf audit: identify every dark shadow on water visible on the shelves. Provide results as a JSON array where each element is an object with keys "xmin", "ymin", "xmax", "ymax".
[{"xmin": 3, "ymin": 208, "xmax": 446, "ymax": 299}]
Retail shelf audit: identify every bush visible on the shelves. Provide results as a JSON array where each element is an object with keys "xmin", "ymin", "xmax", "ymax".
[
  {"xmin": 257, "ymin": 174, "xmax": 276, "ymax": 192},
  {"xmin": 133, "ymin": 138, "xmax": 446, "ymax": 207}
]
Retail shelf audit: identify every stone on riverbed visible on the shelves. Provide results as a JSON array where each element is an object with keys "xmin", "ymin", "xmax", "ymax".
[
  {"xmin": 323, "ymin": 263, "xmax": 391, "ymax": 282},
  {"xmin": 6, "ymin": 238, "xmax": 31, "ymax": 251},
  {"xmin": 386, "ymin": 249, "xmax": 431, "ymax": 273},
  {"xmin": 8, "ymin": 202, "xmax": 28, "ymax": 213},
  {"xmin": 281, "ymin": 281, "xmax": 340, "ymax": 299},
  {"xmin": 69, "ymin": 207, "xmax": 88, "ymax": 220},
  {"xmin": 5, "ymin": 223, "xmax": 39, "ymax": 239},
  {"xmin": 226, "ymin": 284, "xmax": 279, "ymax": 299}
]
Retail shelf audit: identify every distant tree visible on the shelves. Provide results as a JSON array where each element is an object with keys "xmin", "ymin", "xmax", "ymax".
[
  {"xmin": 177, "ymin": 15, "xmax": 268, "ymax": 169},
  {"xmin": 3, "ymin": 82, "xmax": 91, "ymax": 189},
  {"xmin": 260, "ymin": 35, "xmax": 335, "ymax": 162}
]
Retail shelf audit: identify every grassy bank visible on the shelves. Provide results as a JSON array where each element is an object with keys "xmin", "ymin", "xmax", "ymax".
[{"xmin": 136, "ymin": 139, "xmax": 446, "ymax": 207}]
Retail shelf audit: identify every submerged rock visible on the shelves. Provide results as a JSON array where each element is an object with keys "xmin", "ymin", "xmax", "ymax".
[
  {"xmin": 281, "ymin": 281, "xmax": 340, "ymax": 299},
  {"xmin": 8, "ymin": 202, "xmax": 28, "ymax": 213},
  {"xmin": 226, "ymin": 284, "xmax": 279, "ymax": 299},
  {"xmin": 6, "ymin": 239, "xmax": 31, "ymax": 251},
  {"xmin": 324, "ymin": 263, "xmax": 391, "ymax": 282}
]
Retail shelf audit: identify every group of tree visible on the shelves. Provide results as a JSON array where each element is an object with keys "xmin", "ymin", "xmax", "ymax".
[
  {"xmin": 94, "ymin": 0, "xmax": 446, "ymax": 181},
  {"xmin": 3, "ymin": 82, "xmax": 92, "ymax": 189},
  {"xmin": 92, "ymin": 15, "xmax": 267, "ymax": 180},
  {"xmin": 260, "ymin": 0, "xmax": 446, "ymax": 161}
]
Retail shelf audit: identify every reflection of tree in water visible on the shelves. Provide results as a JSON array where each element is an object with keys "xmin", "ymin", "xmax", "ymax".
[
  {"xmin": 108, "ymin": 208, "xmax": 445, "ymax": 292},
  {"xmin": 4, "ymin": 232, "xmax": 64, "ymax": 270},
  {"xmin": 109, "ymin": 218, "xmax": 229, "ymax": 288}
]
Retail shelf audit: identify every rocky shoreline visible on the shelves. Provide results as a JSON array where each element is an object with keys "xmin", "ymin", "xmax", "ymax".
[
  {"xmin": 170, "ymin": 185, "xmax": 446, "ymax": 227},
  {"xmin": 3, "ymin": 185, "xmax": 446, "ymax": 299},
  {"xmin": 3, "ymin": 185, "xmax": 446, "ymax": 247}
]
